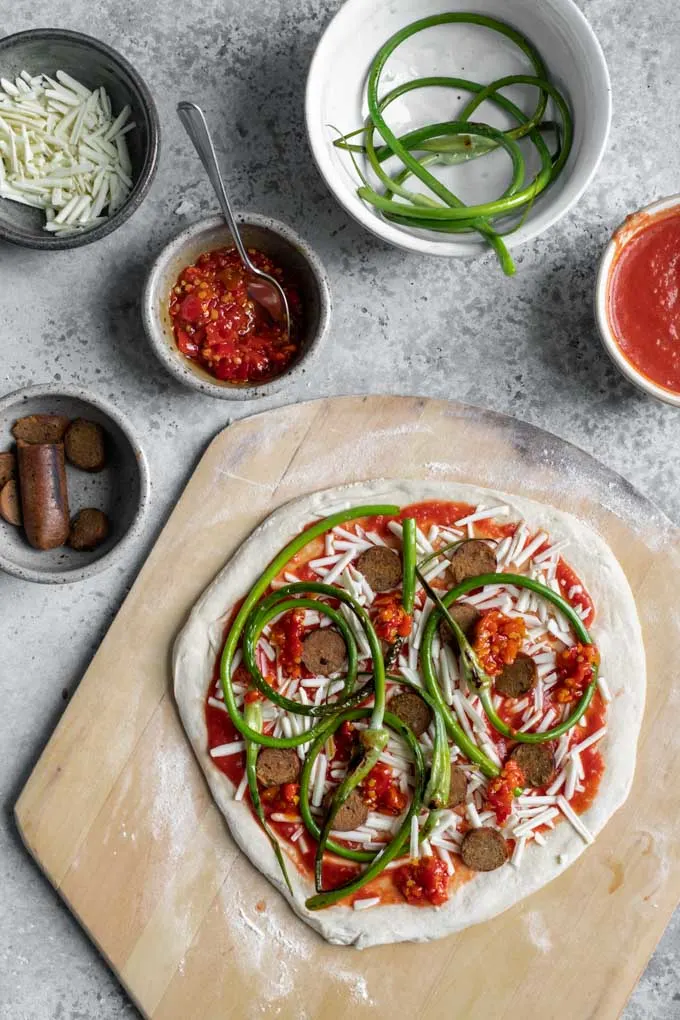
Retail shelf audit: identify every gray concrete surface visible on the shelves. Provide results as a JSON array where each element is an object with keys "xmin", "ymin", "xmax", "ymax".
[{"xmin": 1, "ymin": 0, "xmax": 679, "ymax": 1016}]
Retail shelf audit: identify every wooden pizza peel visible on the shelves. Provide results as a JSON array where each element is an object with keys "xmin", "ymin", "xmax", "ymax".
[{"xmin": 14, "ymin": 396, "xmax": 680, "ymax": 1019}]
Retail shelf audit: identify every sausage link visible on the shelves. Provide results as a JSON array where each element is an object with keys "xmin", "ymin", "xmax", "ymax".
[{"xmin": 17, "ymin": 440, "xmax": 70, "ymax": 550}]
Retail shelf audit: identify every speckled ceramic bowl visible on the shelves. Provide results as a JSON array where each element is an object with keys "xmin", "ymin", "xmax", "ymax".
[
  {"xmin": 0, "ymin": 385, "xmax": 150, "ymax": 583},
  {"xmin": 0, "ymin": 29, "xmax": 160, "ymax": 250},
  {"xmin": 142, "ymin": 214, "xmax": 332, "ymax": 399}
]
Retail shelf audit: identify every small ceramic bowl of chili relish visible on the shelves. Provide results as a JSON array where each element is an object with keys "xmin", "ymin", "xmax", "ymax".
[
  {"xmin": 142, "ymin": 214, "xmax": 331, "ymax": 399},
  {"xmin": 596, "ymin": 195, "xmax": 680, "ymax": 406}
]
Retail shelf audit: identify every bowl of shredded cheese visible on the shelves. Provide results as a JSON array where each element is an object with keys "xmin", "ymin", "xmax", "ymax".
[{"xmin": 0, "ymin": 28, "xmax": 160, "ymax": 249}]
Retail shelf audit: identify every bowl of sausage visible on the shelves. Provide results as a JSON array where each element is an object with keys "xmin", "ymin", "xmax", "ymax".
[{"xmin": 0, "ymin": 384, "xmax": 149, "ymax": 583}]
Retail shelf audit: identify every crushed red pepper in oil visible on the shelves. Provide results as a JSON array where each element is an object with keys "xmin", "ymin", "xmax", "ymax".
[{"xmin": 169, "ymin": 247, "xmax": 302, "ymax": 384}]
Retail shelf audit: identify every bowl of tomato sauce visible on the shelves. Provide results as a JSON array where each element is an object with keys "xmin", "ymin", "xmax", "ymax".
[
  {"xmin": 596, "ymin": 195, "xmax": 680, "ymax": 406},
  {"xmin": 142, "ymin": 214, "xmax": 331, "ymax": 399}
]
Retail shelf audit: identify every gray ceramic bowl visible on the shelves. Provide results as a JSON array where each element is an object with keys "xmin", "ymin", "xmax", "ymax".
[
  {"xmin": 0, "ymin": 29, "xmax": 160, "ymax": 249},
  {"xmin": 142, "ymin": 214, "xmax": 332, "ymax": 399},
  {"xmin": 0, "ymin": 385, "xmax": 150, "ymax": 583}
]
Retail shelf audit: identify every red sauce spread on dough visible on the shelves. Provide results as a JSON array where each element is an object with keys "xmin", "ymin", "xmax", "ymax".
[
  {"xmin": 169, "ymin": 247, "xmax": 301, "ymax": 384},
  {"xmin": 395, "ymin": 501, "xmax": 515, "ymax": 541},
  {"xmin": 556, "ymin": 558, "xmax": 595, "ymax": 626},
  {"xmin": 270, "ymin": 609, "xmax": 305, "ymax": 678},
  {"xmin": 569, "ymin": 692, "xmax": 607, "ymax": 813},
  {"xmin": 608, "ymin": 208, "xmax": 680, "ymax": 394}
]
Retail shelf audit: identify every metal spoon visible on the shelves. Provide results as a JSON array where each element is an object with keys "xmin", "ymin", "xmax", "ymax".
[{"xmin": 177, "ymin": 101, "xmax": 291, "ymax": 337}]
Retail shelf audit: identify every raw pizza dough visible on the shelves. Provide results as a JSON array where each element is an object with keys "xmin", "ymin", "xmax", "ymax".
[{"xmin": 173, "ymin": 480, "xmax": 645, "ymax": 949}]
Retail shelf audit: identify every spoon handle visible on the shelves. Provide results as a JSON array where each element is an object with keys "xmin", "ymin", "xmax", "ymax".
[{"xmin": 177, "ymin": 101, "xmax": 253, "ymax": 272}]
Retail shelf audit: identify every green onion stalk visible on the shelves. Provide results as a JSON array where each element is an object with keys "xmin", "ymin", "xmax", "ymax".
[
  {"xmin": 384, "ymin": 516, "xmax": 417, "ymax": 669},
  {"xmin": 219, "ymin": 505, "xmax": 397, "ymax": 746},
  {"xmin": 418, "ymin": 571, "xmax": 598, "ymax": 745},
  {"xmin": 332, "ymin": 13, "xmax": 573, "ymax": 274},
  {"xmin": 220, "ymin": 506, "xmax": 398, "ymax": 895},
  {"xmin": 305, "ymin": 709, "xmax": 426, "ymax": 910},
  {"xmin": 401, "ymin": 517, "xmax": 417, "ymax": 615},
  {"xmin": 244, "ymin": 702, "xmax": 294, "ymax": 895}
]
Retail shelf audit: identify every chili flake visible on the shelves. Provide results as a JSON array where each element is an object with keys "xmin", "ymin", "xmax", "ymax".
[
  {"xmin": 372, "ymin": 593, "xmax": 413, "ymax": 645},
  {"xmin": 361, "ymin": 761, "xmax": 408, "ymax": 815},
  {"xmin": 270, "ymin": 609, "xmax": 306, "ymax": 679},
  {"xmin": 473, "ymin": 610, "xmax": 526, "ymax": 676},
  {"xmin": 169, "ymin": 247, "xmax": 302, "ymax": 384},
  {"xmin": 394, "ymin": 856, "xmax": 450, "ymax": 906},
  {"xmin": 485, "ymin": 759, "xmax": 525, "ymax": 824},
  {"xmin": 553, "ymin": 644, "xmax": 600, "ymax": 704}
]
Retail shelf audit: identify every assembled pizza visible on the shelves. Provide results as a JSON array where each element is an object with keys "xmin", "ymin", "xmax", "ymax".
[{"xmin": 173, "ymin": 480, "xmax": 645, "ymax": 948}]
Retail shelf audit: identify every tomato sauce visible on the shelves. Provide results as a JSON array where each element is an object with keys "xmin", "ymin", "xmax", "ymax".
[
  {"xmin": 206, "ymin": 697, "xmax": 245, "ymax": 786},
  {"xmin": 568, "ymin": 691, "xmax": 607, "ymax": 814},
  {"xmin": 394, "ymin": 500, "xmax": 515, "ymax": 541},
  {"xmin": 372, "ymin": 593, "xmax": 413, "ymax": 643},
  {"xmin": 486, "ymin": 759, "xmax": 525, "ymax": 824},
  {"xmin": 361, "ymin": 761, "xmax": 408, "ymax": 814},
  {"xmin": 169, "ymin": 247, "xmax": 302, "ymax": 384},
  {"xmin": 553, "ymin": 644, "xmax": 600, "ymax": 704},
  {"xmin": 556, "ymin": 559, "xmax": 595, "ymax": 626},
  {"xmin": 608, "ymin": 208, "xmax": 680, "ymax": 394},
  {"xmin": 397, "ymin": 501, "xmax": 475, "ymax": 530}
]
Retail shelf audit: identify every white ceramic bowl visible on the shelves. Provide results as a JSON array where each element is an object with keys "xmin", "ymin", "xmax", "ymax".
[
  {"xmin": 595, "ymin": 194, "xmax": 680, "ymax": 407},
  {"xmin": 305, "ymin": 0, "xmax": 611, "ymax": 257}
]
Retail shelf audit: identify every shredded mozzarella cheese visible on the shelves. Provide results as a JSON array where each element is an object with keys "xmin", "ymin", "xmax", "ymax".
[{"xmin": 0, "ymin": 69, "xmax": 136, "ymax": 231}]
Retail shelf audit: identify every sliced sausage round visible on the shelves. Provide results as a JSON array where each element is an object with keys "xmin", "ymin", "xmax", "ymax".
[
  {"xmin": 389, "ymin": 690, "xmax": 432, "ymax": 736},
  {"xmin": 0, "ymin": 479, "xmax": 22, "ymax": 526},
  {"xmin": 255, "ymin": 747, "xmax": 301, "ymax": 788},
  {"xmin": 301, "ymin": 628, "xmax": 346, "ymax": 676},
  {"xmin": 355, "ymin": 545, "xmax": 402, "ymax": 592},
  {"xmin": 495, "ymin": 653, "xmax": 538, "ymax": 698},
  {"xmin": 12, "ymin": 414, "xmax": 69, "ymax": 444},
  {"xmin": 439, "ymin": 602, "xmax": 481, "ymax": 645},
  {"xmin": 69, "ymin": 508, "xmax": 110, "ymax": 551},
  {"xmin": 461, "ymin": 827, "xmax": 509, "ymax": 872},
  {"xmin": 65, "ymin": 419, "xmax": 107, "ymax": 472},
  {"xmin": 447, "ymin": 765, "xmax": 467, "ymax": 808},
  {"xmin": 510, "ymin": 743, "xmax": 555, "ymax": 788},
  {"xmin": 327, "ymin": 788, "xmax": 370, "ymax": 832},
  {"xmin": 0, "ymin": 451, "xmax": 16, "ymax": 489},
  {"xmin": 449, "ymin": 540, "xmax": 497, "ymax": 586}
]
